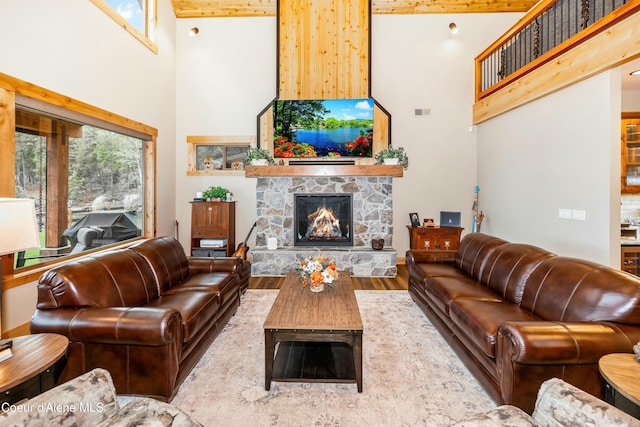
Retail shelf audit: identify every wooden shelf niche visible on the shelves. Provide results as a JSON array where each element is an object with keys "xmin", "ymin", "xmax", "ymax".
[{"xmin": 187, "ymin": 135, "xmax": 255, "ymax": 176}]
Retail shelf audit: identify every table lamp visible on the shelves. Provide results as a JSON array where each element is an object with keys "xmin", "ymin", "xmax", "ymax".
[{"xmin": 0, "ymin": 198, "xmax": 40, "ymax": 339}]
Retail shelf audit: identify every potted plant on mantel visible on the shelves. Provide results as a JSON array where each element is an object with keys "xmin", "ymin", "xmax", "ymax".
[
  {"xmin": 202, "ymin": 186, "xmax": 232, "ymax": 202},
  {"xmin": 243, "ymin": 147, "xmax": 275, "ymax": 166},
  {"xmin": 374, "ymin": 146, "xmax": 409, "ymax": 169}
]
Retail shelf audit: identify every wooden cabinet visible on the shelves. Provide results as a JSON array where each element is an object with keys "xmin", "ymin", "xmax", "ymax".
[
  {"xmin": 621, "ymin": 245, "xmax": 640, "ymax": 276},
  {"xmin": 621, "ymin": 115, "xmax": 640, "ymax": 193},
  {"xmin": 190, "ymin": 202, "xmax": 236, "ymax": 257},
  {"xmin": 407, "ymin": 226, "xmax": 463, "ymax": 251}
]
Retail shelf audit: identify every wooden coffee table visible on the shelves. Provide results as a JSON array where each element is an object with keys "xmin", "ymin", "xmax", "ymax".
[{"xmin": 264, "ymin": 270, "xmax": 363, "ymax": 392}]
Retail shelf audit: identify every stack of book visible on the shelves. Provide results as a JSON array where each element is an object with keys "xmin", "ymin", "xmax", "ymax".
[{"xmin": 0, "ymin": 339, "xmax": 13, "ymax": 363}]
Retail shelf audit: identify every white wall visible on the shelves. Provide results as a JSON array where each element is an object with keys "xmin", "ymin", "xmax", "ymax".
[
  {"xmin": 623, "ymin": 90, "xmax": 640, "ymax": 111},
  {"xmin": 175, "ymin": 13, "xmax": 521, "ymax": 255},
  {"xmin": 175, "ymin": 17, "xmax": 277, "ymax": 252},
  {"xmin": 477, "ymin": 71, "xmax": 621, "ymax": 265},
  {"xmin": 0, "ymin": 0, "xmax": 177, "ymax": 331}
]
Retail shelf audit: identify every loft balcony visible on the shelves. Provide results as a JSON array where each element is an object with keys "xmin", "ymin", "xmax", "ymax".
[{"xmin": 474, "ymin": 0, "xmax": 640, "ymax": 123}]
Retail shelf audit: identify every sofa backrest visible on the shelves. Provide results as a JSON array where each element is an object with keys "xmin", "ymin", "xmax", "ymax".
[
  {"xmin": 479, "ymin": 243, "xmax": 555, "ymax": 304},
  {"xmin": 36, "ymin": 249, "xmax": 158, "ymax": 309},
  {"xmin": 128, "ymin": 236, "xmax": 190, "ymax": 294},
  {"xmin": 522, "ymin": 256, "xmax": 640, "ymax": 323},
  {"xmin": 456, "ymin": 233, "xmax": 509, "ymax": 280}
]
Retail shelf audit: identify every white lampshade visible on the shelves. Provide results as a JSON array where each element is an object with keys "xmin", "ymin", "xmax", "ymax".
[{"xmin": 0, "ymin": 198, "xmax": 40, "ymax": 256}]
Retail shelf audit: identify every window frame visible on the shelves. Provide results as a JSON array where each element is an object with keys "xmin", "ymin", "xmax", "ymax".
[
  {"xmin": 0, "ymin": 73, "xmax": 157, "ymax": 291},
  {"xmin": 89, "ymin": 0, "xmax": 158, "ymax": 54},
  {"xmin": 186, "ymin": 136, "xmax": 255, "ymax": 176}
]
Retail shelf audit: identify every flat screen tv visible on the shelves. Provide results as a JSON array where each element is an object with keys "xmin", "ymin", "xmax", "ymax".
[{"xmin": 272, "ymin": 98, "xmax": 374, "ymax": 159}]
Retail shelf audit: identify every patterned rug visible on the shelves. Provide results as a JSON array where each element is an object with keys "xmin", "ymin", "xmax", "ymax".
[{"xmin": 170, "ymin": 290, "xmax": 496, "ymax": 426}]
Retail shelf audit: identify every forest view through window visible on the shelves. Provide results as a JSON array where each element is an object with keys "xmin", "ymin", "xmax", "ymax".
[{"xmin": 14, "ymin": 107, "xmax": 144, "ymax": 268}]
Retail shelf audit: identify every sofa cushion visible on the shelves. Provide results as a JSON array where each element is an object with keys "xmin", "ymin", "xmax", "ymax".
[
  {"xmin": 425, "ymin": 275, "xmax": 503, "ymax": 316},
  {"xmin": 450, "ymin": 299, "xmax": 539, "ymax": 358},
  {"xmin": 449, "ymin": 404, "xmax": 539, "ymax": 427},
  {"xmin": 146, "ymin": 291, "xmax": 220, "ymax": 343},
  {"xmin": 522, "ymin": 256, "xmax": 640, "ymax": 323},
  {"xmin": 129, "ymin": 236, "xmax": 191, "ymax": 294},
  {"xmin": 164, "ymin": 272, "xmax": 238, "ymax": 306},
  {"xmin": 37, "ymin": 249, "xmax": 158, "ymax": 309},
  {"xmin": 479, "ymin": 243, "xmax": 555, "ymax": 305},
  {"xmin": 456, "ymin": 233, "xmax": 508, "ymax": 281}
]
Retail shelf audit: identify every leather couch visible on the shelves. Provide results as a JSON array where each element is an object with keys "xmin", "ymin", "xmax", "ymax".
[
  {"xmin": 30, "ymin": 236, "xmax": 249, "ymax": 402},
  {"xmin": 407, "ymin": 232, "xmax": 640, "ymax": 414}
]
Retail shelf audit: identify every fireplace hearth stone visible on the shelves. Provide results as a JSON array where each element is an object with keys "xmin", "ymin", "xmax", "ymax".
[
  {"xmin": 252, "ymin": 176, "xmax": 397, "ymax": 277},
  {"xmin": 251, "ymin": 246, "xmax": 397, "ymax": 277}
]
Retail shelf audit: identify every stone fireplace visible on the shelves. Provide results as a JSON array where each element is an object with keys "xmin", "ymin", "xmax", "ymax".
[
  {"xmin": 294, "ymin": 193, "xmax": 353, "ymax": 247},
  {"xmin": 250, "ymin": 175, "xmax": 398, "ymax": 277}
]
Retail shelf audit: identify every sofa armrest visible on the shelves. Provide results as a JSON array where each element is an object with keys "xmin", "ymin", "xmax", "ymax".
[
  {"xmin": 533, "ymin": 378, "xmax": 639, "ymax": 426},
  {"xmin": 497, "ymin": 321, "xmax": 637, "ymax": 365},
  {"xmin": 188, "ymin": 256, "xmax": 241, "ymax": 275},
  {"xmin": 0, "ymin": 368, "xmax": 119, "ymax": 425},
  {"xmin": 31, "ymin": 307, "xmax": 182, "ymax": 346},
  {"xmin": 406, "ymin": 249, "xmax": 457, "ymax": 265}
]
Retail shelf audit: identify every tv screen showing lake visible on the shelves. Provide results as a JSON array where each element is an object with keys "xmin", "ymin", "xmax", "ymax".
[
  {"xmin": 272, "ymin": 98, "xmax": 374, "ymax": 158},
  {"xmin": 294, "ymin": 128, "xmax": 367, "ymax": 153}
]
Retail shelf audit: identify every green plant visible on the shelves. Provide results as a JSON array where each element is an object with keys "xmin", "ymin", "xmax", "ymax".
[
  {"xmin": 202, "ymin": 186, "xmax": 232, "ymax": 200},
  {"xmin": 243, "ymin": 147, "xmax": 275, "ymax": 165},
  {"xmin": 374, "ymin": 146, "xmax": 409, "ymax": 169}
]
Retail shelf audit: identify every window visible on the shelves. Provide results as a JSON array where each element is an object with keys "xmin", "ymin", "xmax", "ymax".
[
  {"xmin": 14, "ymin": 106, "xmax": 146, "ymax": 268},
  {"xmin": 0, "ymin": 74, "xmax": 156, "ymax": 287},
  {"xmin": 90, "ymin": 0, "xmax": 157, "ymax": 53},
  {"xmin": 186, "ymin": 136, "xmax": 254, "ymax": 175}
]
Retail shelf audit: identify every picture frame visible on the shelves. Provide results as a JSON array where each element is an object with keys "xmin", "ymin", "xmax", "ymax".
[{"xmin": 409, "ymin": 212, "xmax": 421, "ymax": 227}]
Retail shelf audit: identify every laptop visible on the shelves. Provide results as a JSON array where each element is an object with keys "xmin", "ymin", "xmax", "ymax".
[{"xmin": 440, "ymin": 211, "xmax": 461, "ymax": 228}]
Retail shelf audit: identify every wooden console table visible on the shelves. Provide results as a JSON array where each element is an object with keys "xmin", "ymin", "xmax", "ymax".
[
  {"xmin": 0, "ymin": 334, "xmax": 68, "ymax": 405},
  {"xmin": 407, "ymin": 226, "xmax": 463, "ymax": 251},
  {"xmin": 599, "ymin": 353, "xmax": 640, "ymax": 419}
]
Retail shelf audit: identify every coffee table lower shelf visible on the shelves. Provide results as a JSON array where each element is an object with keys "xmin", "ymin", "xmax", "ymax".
[{"xmin": 271, "ymin": 341, "xmax": 357, "ymax": 384}]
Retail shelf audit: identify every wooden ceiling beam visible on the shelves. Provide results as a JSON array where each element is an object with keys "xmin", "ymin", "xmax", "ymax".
[{"xmin": 171, "ymin": 0, "xmax": 536, "ymax": 18}]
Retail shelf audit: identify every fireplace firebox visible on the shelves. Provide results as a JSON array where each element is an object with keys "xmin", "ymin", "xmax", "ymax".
[{"xmin": 294, "ymin": 193, "xmax": 353, "ymax": 246}]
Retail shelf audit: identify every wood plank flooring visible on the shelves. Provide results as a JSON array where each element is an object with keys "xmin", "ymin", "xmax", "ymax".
[{"xmin": 248, "ymin": 264, "xmax": 408, "ymax": 290}]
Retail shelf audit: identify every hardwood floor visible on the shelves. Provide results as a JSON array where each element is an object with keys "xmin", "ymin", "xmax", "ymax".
[{"xmin": 248, "ymin": 264, "xmax": 409, "ymax": 290}]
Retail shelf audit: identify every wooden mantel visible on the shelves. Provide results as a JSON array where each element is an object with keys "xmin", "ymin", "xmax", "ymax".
[{"xmin": 244, "ymin": 164, "xmax": 404, "ymax": 177}]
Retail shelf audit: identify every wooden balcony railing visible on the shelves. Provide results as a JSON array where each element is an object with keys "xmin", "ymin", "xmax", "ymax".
[{"xmin": 475, "ymin": 0, "xmax": 640, "ymax": 102}]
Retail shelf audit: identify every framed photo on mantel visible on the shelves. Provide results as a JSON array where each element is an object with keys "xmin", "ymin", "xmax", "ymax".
[{"xmin": 409, "ymin": 212, "xmax": 421, "ymax": 227}]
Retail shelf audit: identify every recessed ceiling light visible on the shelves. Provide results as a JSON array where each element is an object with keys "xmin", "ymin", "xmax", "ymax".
[{"xmin": 630, "ymin": 69, "xmax": 640, "ymax": 76}]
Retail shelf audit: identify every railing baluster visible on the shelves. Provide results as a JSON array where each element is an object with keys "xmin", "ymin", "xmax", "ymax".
[{"xmin": 476, "ymin": 0, "xmax": 637, "ymax": 98}]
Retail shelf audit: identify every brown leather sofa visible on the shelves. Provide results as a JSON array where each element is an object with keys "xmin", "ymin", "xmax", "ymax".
[
  {"xmin": 30, "ymin": 236, "xmax": 249, "ymax": 402},
  {"xmin": 407, "ymin": 232, "xmax": 640, "ymax": 414}
]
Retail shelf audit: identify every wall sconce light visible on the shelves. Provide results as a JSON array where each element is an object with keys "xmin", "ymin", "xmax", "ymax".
[
  {"xmin": 631, "ymin": 70, "xmax": 640, "ymax": 76},
  {"xmin": 189, "ymin": 27, "xmax": 199, "ymax": 37},
  {"xmin": 449, "ymin": 23, "xmax": 458, "ymax": 35}
]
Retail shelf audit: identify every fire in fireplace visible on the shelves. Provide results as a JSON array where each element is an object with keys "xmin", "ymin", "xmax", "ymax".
[{"xmin": 294, "ymin": 193, "xmax": 353, "ymax": 246}]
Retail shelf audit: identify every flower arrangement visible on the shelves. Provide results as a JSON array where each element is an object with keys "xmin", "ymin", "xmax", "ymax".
[
  {"xmin": 374, "ymin": 146, "xmax": 409, "ymax": 169},
  {"xmin": 296, "ymin": 255, "xmax": 338, "ymax": 292}
]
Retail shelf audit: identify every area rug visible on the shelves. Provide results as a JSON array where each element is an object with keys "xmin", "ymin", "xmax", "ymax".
[{"xmin": 170, "ymin": 290, "xmax": 496, "ymax": 426}]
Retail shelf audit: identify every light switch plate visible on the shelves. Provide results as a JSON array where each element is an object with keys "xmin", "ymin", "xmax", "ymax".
[
  {"xmin": 558, "ymin": 208, "xmax": 572, "ymax": 219},
  {"xmin": 572, "ymin": 209, "xmax": 586, "ymax": 221}
]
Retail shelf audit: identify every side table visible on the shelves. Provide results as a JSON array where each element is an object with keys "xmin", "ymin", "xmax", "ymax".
[
  {"xmin": 598, "ymin": 353, "xmax": 640, "ymax": 419},
  {"xmin": 0, "ymin": 333, "xmax": 68, "ymax": 405}
]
